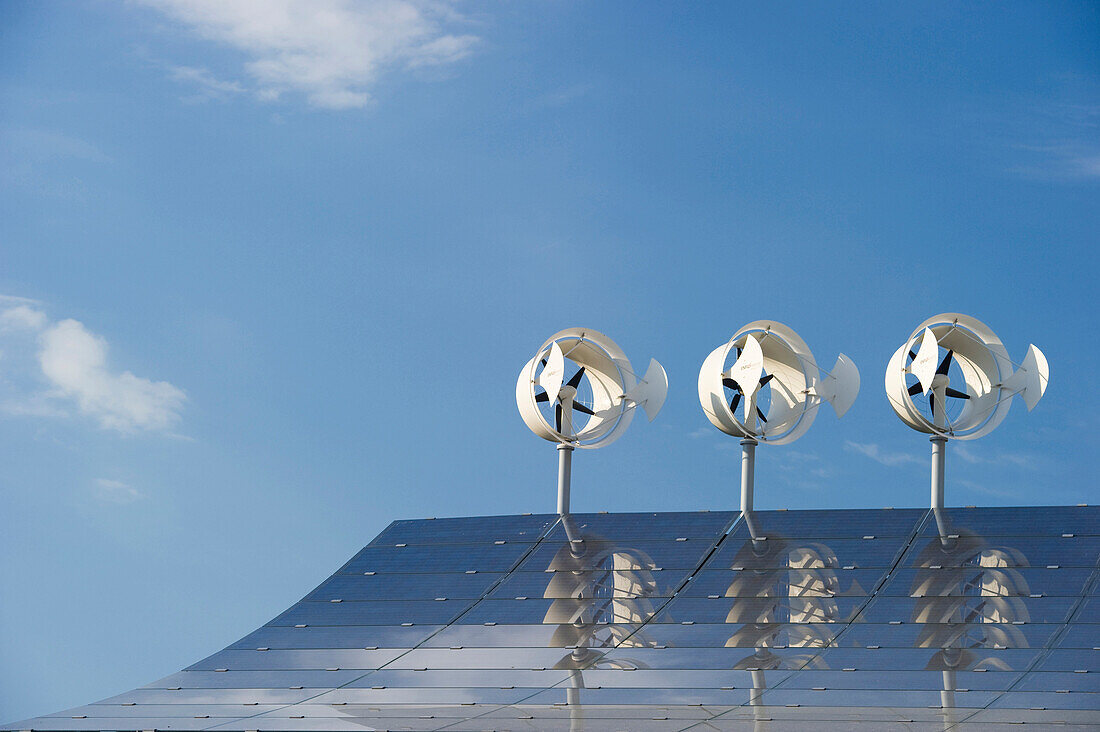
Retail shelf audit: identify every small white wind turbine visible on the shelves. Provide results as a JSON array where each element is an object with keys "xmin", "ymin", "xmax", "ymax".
[
  {"xmin": 516, "ymin": 328, "xmax": 668, "ymax": 514},
  {"xmin": 698, "ymin": 321, "xmax": 860, "ymax": 512},
  {"xmin": 884, "ymin": 313, "xmax": 1049, "ymax": 508}
]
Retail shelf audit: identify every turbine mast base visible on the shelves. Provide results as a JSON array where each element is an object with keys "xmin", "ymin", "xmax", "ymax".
[
  {"xmin": 740, "ymin": 438, "xmax": 757, "ymax": 513},
  {"xmin": 557, "ymin": 443, "xmax": 574, "ymax": 515},
  {"xmin": 930, "ymin": 435, "xmax": 947, "ymax": 510}
]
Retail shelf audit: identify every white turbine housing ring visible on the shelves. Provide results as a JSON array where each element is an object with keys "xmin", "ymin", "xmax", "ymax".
[
  {"xmin": 698, "ymin": 321, "xmax": 860, "ymax": 445},
  {"xmin": 884, "ymin": 313, "xmax": 1048, "ymax": 440},
  {"xmin": 516, "ymin": 328, "xmax": 667, "ymax": 449}
]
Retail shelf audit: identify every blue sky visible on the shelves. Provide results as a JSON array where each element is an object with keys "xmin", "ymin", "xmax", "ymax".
[{"xmin": 1, "ymin": 0, "xmax": 1097, "ymax": 721}]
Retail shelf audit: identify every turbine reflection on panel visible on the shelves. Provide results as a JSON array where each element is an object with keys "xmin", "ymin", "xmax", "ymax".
[
  {"xmin": 542, "ymin": 525, "xmax": 660, "ymax": 650},
  {"xmin": 910, "ymin": 513, "xmax": 1032, "ymax": 722},
  {"xmin": 543, "ymin": 516, "xmax": 660, "ymax": 730},
  {"xmin": 723, "ymin": 526, "xmax": 860, "ymax": 711}
]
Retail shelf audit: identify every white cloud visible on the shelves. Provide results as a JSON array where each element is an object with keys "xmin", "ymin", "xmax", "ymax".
[
  {"xmin": 141, "ymin": 0, "xmax": 479, "ymax": 109},
  {"xmin": 0, "ymin": 299, "xmax": 188, "ymax": 433},
  {"xmin": 844, "ymin": 440, "xmax": 923, "ymax": 467},
  {"xmin": 94, "ymin": 478, "xmax": 145, "ymax": 504},
  {"xmin": 38, "ymin": 319, "xmax": 186, "ymax": 432},
  {"xmin": 0, "ymin": 305, "xmax": 47, "ymax": 331}
]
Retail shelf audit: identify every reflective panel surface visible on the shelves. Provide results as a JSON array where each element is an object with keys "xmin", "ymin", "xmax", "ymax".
[{"xmin": 5, "ymin": 507, "xmax": 1098, "ymax": 731}]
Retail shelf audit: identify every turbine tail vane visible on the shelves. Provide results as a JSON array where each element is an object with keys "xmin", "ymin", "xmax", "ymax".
[
  {"xmin": 815, "ymin": 353, "xmax": 861, "ymax": 418},
  {"xmin": 1001, "ymin": 344, "xmax": 1049, "ymax": 411},
  {"xmin": 622, "ymin": 358, "xmax": 669, "ymax": 422}
]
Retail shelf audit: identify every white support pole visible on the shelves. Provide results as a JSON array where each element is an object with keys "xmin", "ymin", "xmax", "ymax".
[
  {"xmin": 557, "ymin": 443, "xmax": 574, "ymax": 515},
  {"xmin": 930, "ymin": 435, "xmax": 947, "ymax": 511},
  {"xmin": 740, "ymin": 438, "xmax": 757, "ymax": 514}
]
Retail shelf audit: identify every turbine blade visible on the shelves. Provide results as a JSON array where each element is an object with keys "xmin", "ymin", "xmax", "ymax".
[
  {"xmin": 566, "ymin": 366, "xmax": 586, "ymax": 389},
  {"xmin": 730, "ymin": 392, "xmax": 742, "ymax": 413},
  {"xmin": 928, "ymin": 393, "xmax": 936, "ymax": 418},
  {"xmin": 572, "ymin": 402, "xmax": 595, "ymax": 416},
  {"xmin": 723, "ymin": 377, "xmax": 741, "ymax": 391},
  {"xmin": 937, "ymin": 349, "xmax": 954, "ymax": 376},
  {"xmin": 756, "ymin": 406, "xmax": 767, "ymax": 424},
  {"xmin": 911, "ymin": 328, "xmax": 939, "ymax": 395},
  {"xmin": 538, "ymin": 342, "xmax": 565, "ymax": 404},
  {"xmin": 729, "ymin": 334, "xmax": 765, "ymax": 400},
  {"xmin": 944, "ymin": 387, "xmax": 970, "ymax": 400},
  {"xmin": 535, "ymin": 390, "xmax": 549, "ymax": 403},
  {"xmin": 908, "ymin": 382, "xmax": 923, "ymax": 396},
  {"xmin": 555, "ymin": 404, "xmax": 562, "ymax": 432},
  {"xmin": 759, "ymin": 373, "xmax": 774, "ymax": 386}
]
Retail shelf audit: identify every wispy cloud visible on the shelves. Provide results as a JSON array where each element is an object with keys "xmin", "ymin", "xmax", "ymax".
[
  {"xmin": 527, "ymin": 83, "xmax": 595, "ymax": 112},
  {"xmin": 140, "ymin": 0, "xmax": 480, "ymax": 109},
  {"xmin": 0, "ymin": 129, "xmax": 112, "ymax": 164},
  {"xmin": 94, "ymin": 478, "xmax": 145, "ymax": 504},
  {"xmin": 168, "ymin": 65, "xmax": 245, "ymax": 101},
  {"xmin": 0, "ymin": 300, "xmax": 186, "ymax": 433},
  {"xmin": 844, "ymin": 440, "xmax": 923, "ymax": 467},
  {"xmin": 956, "ymin": 478, "xmax": 1020, "ymax": 500},
  {"xmin": 1008, "ymin": 87, "xmax": 1100, "ymax": 180},
  {"xmin": 954, "ymin": 444, "xmax": 1035, "ymax": 469},
  {"xmin": 1014, "ymin": 142, "xmax": 1100, "ymax": 180}
]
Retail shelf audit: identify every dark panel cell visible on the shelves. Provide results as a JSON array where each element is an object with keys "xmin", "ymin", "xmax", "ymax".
[
  {"xmin": 731, "ymin": 509, "xmax": 927, "ymax": 538},
  {"xmin": 517, "ymin": 538, "xmax": 720, "ymax": 571},
  {"xmin": 915, "ymin": 506, "xmax": 1100, "ymax": 538},
  {"xmin": 421, "ymin": 622, "xmax": 563, "ymax": 648},
  {"xmin": 780, "ymin": 669, "xmax": 1022, "ymax": 691},
  {"xmin": 1036, "ymin": 648, "xmax": 1100, "ymax": 672},
  {"xmin": 857, "ymin": 594, "xmax": 1079, "ymax": 625},
  {"xmin": 883, "ymin": 567, "xmax": 1096, "ymax": 598},
  {"xmin": 367, "ymin": 514, "xmax": 557, "ymax": 547},
  {"xmin": 142, "ymin": 668, "xmax": 364, "ymax": 689},
  {"xmin": 308, "ymin": 571, "xmax": 501, "ymax": 601},
  {"xmin": 342, "ymin": 542, "xmax": 535, "ymax": 574},
  {"xmin": 1014, "ymin": 670, "xmax": 1100, "ymax": 692},
  {"xmin": 1072, "ymin": 596, "xmax": 1100, "ymax": 623},
  {"xmin": 1058, "ymin": 623, "xmax": 1100, "ymax": 649},
  {"xmin": 229, "ymin": 623, "xmax": 437, "ymax": 650},
  {"xmin": 541, "ymin": 511, "xmax": 736, "ymax": 542},
  {"xmin": 684, "ymin": 568, "xmax": 887, "ymax": 598},
  {"xmin": 987, "ymin": 690, "xmax": 1100, "ymax": 711},
  {"xmin": 186, "ymin": 648, "xmax": 402, "ymax": 671},
  {"xmin": 489, "ymin": 568, "xmax": 689, "ymax": 599},
  {"xmin": 270, "ymin": 598, "xmax": 472, "ymax": 626},
  {"xmin": 759, "ymin": 686, "xmax": 999, "ymax": 708},
  {"xmin": 706, "ymin": 536, "xmax": 911, "ymax": 570},
  {"xmin": 900, "ymin": 534, "xmax": 1100, "ymax": 570},
  {"xmin": 658, "ymin": 595, "xmax": 869, "ymax": 625}
]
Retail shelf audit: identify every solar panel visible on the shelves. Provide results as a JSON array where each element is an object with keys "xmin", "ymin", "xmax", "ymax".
[{"xmin": 4, "ymin": 507, "xmax": 1097, "ymax": 731}]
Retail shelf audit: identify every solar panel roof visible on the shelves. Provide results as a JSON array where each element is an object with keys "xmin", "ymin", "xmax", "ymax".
[{"xmin": 5, "ymin": 506, "xmax": 1098, "ymax": 731}]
